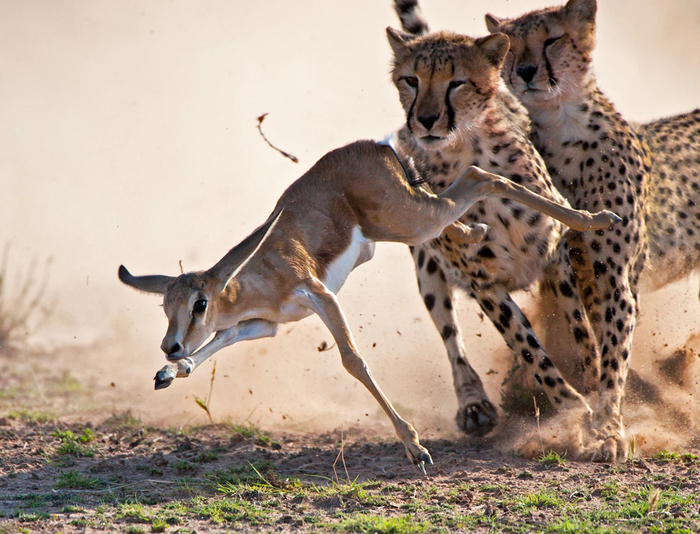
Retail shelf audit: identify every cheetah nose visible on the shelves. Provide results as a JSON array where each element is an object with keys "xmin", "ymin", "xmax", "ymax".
[
  {"xmin": 516, "ymin": 64, "xmax": 538, "ymax": 84},
  {"xmin": 417, "ymin": 114, "xmax": 440, "ymax": 130}
]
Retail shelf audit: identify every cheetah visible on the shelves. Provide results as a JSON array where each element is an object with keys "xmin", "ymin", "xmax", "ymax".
[
  {"xmin": 638, "ymin": 109, "xmax": 700, "ymax": 292},
  {"xmin": 484, "ymin": 0, "xmax": 650, "ymax": 461},
  {"xmin": 387, "ymin": 27, "xmax": 613, "ymax": 454},
  {"xmin": 393, "ymin": 2, "xmax": 700, "ymax": 295}
]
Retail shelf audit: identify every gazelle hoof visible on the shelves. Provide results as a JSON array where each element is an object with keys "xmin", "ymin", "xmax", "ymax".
[
  {"xmin": 154, "ymin": 367, "xmax": 175, "ymax": 390},
  {"xmin": 415, "ymin": 450, "xmax": 433, "ymax": 475},
  {"xmin": 407, "ymin": 444, "xmax": 433, "ymax": 474},
  {"xmin": 154, "ymin": 376, "xmax": 172, "ymax": 390}
]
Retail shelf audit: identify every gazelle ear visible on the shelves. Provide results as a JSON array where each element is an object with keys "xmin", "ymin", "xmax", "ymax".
[
  {"xmin": 209, "ymin": 208, "xmax": 284, "ymax": 295},
  {"xmin": 118, "ymin": 265, "xmax": 174, "ymax": 295},
  {"xmin": 484, "ymin": 14, "xmax": 502, "ymax": 34}
]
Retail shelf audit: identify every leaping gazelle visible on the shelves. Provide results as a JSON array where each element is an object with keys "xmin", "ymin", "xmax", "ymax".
[{"xmin": 119, "ymin": 139, "xmax": 619, "ymax": 469}]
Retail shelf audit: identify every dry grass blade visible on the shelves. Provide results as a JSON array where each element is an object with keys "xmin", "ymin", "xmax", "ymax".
[
  {"xmin": 647, "ymin": 488, "xmax": 661, "ymax": 515},
  {"xmin": 332, "ymin": 427, "xmax": 350, "ymax": 485},
  {"xmin": 193, "ymin": 360, "xmax": 217, "ymax": 424},
  {"xmin": 193, "ymin": 395, "xmax": 212, "ymax": 424},
  {"xmin": 0, "ymin": 243, "xmax": 55, "ymax": 350},
  {"xmin": 628, "ymin": 434, "xmax": 637, "ymax": 461},
  {"xmin": 206, "ymin": 360, "xmax": 217, "ymax": 407},
  {"xmin": 256, "ymin": 113, "xmax": 298, "ymax": 163},
  {"xmin": 534, "ymin": 396, "xmax": 545, "ymax": 457}
]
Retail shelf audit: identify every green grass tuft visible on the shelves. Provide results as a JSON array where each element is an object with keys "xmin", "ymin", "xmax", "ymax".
[{"xmin": 55, "ymin": 471, "xmax": 106, "ymax": 490}]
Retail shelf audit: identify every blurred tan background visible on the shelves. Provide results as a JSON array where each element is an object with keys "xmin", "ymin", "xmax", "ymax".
[{"xmin": 1, "ymin": 1, "xmax": 699, "ymax": 434}]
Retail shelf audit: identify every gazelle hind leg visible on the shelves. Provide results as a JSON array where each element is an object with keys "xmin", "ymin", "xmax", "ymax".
[{"xmin": 295, "ymin": 277, "xmax": 432, "ymax": 471}]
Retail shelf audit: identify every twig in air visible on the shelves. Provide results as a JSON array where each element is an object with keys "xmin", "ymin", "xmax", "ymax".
[
  {"xmin": 256, "ymin": 113, "xmax": 298, "ymax": 163},
  {"xmin": 317, "ymin": 341, "xmax": 336, "ymax": 352}
]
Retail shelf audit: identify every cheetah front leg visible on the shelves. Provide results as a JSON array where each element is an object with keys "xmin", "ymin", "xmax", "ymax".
[
  {"xmin": 568, "ymin": 232, "xmax": 641, "ymax": 462},
  {"xmin": 411, "ymin": 244, "xmax": 498, "ymax": 435},
  {"xmin": 541, "ymin": 236, "xmax": 601, "ymax": 395},
  {"xmin": 472, "ymin": 285, "xmax": 595, "ymax": 450},
  {"xmin": 584, "ymin": 273, "xmax": 637, "ymax": 463}
]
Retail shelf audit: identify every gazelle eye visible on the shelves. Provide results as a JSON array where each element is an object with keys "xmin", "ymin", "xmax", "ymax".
[
  {"xmin": 193, "ymin": 299, "xmax": 207, "ymax": 314},
  {"xmin": 403, "ymin": 76, "xmax": 419, "ymax": 87}
]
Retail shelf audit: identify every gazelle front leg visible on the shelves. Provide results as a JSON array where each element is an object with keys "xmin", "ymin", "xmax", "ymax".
[
  {"xmin": 154, "ymin": 319, "xmax": 278, "ymax": 389},
  {"xmin": 294, "ymin": 277, "xmax": 433, "ymax": 471},
  {"xmin": 442, "ymin": 166, "xmax": 622, "ymax": 232},
  {"xmin": 442, "ymin": 221, "xmax": 490, "ymax": 245}
]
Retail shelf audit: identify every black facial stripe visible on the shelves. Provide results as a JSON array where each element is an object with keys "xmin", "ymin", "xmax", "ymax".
[
  {"xmin": 407, "ymin": 94, "xmax": 417, "ymax": 134},
  {"xmin": 543, "ymin": 41, "xmax": 558, "ymax": 87},
  {"xmin": 544, "ymin": 53, "xmax": 557, "ymax": 87},
  {"xmin": 445, "ymin": 89, "xmax": 455, "ymax": 132}
]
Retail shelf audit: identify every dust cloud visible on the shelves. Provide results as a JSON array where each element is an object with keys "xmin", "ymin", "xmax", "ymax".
[{"xmin": 1, "ymin": 1, "xmax": 698, "ymax": 453}]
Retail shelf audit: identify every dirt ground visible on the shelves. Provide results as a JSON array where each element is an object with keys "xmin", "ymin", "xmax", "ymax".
[
  {"xmin": 1, "ymin": 415, "xmax": 699, "ymax": 533},
  {"xmin": 2, "ymin": 348, "xmax": 700, "ymax": 534}
]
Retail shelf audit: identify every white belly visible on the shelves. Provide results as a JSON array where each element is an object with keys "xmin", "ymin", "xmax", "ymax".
[
  {"xmin": 277, "ymin": 300, "xmax": 314, "ymax": 323},
  {"xmin": 322, "ymin": 226, "xmax": 375, "ymax": 294},
  {"xmin": 275, "ymin": 227, "xmax": 375, "ymax": 324}
]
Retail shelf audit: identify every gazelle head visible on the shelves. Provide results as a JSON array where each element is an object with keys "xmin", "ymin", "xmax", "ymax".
[
  {"xmin": 118, "ymin": 209, "xmax": 283, "ymax": 361},
  {"xmin": 118, "ymin": 267, "xmax": 228, "ymax": 360}
]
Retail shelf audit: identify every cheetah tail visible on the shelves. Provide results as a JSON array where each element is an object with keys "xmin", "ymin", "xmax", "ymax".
[{"xmin": 394, "ymin": 0, "xmax": 429, "ymax": 36}]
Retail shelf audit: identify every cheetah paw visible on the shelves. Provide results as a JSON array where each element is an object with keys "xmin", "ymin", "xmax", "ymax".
[
  {"xmin": 583, "ymin": 434, "xmax": 627, "ymax": 463},
  {"xmin": 457, "ymin": 400, "xmax": 498, "ymax": 436}
]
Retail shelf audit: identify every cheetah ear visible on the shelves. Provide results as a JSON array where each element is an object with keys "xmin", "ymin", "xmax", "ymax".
[
  {"xmin": 564, "ymin": 0, "xmax": 597, "ymax": 24},
  {"xmin": 386, "ymin": 26, "xmax": 416, "ymax": 60},
  {"xmin": 474, "ymin": 33, "xmax": 510, "ymax": 69},
  {"xmin": 484, "ymin": 14, "xmax": 502, "ymax": 34}
]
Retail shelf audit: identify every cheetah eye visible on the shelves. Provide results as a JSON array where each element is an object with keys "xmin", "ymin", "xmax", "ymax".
[
  {"xmin": 448, "ymin": 80, "xmax": 466, "ymax": 91},
  {"xmin": 402, "ymin": 76, "xmax": 419, "ymax": 88},
  {"xmin": 192, "ymin": 299, "xmax": 207, "ymax": 315},
  {"xmin": 544, "ymin": 36, "xmax": 563, "ymax": 48}
]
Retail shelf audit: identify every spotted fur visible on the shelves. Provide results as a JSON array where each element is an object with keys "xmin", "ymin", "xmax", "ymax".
[
  {"xmin": 486, "ymin": 0, "xmax": 650, "ymax": 461},
  {"xmin": 387, "ymin": 28, "xmax": 601, "ymax": 443},
  {"xmin": 638, "ymin": 109, "xmax": 700, "ymax": 290}
]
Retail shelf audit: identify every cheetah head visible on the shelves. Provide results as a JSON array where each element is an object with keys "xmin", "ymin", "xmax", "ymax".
[
  {"xmin": 485, "ymin": 0, "xmax": 597, "ymax": 107},
  {"xmin": 387, "ymin": 28, "xmax": 510, "ymax": 151}
]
